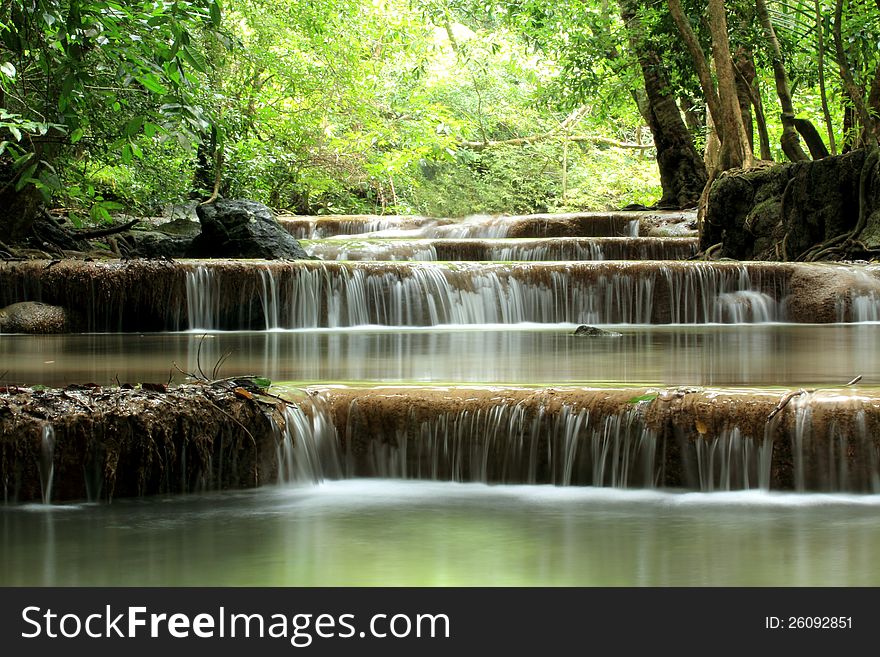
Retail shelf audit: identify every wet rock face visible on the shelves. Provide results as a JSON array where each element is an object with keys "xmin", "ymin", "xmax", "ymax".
[
  {"xmin": 191, "ymin": 199, "xmax": 311, "ymax": 259},
  {"xmin": 703, "ymin": 148, "xmax": 880, "ymax": 260},
  {"xmin": 0, "ymin": 301, "xmax": 69, "ymax": 333}
]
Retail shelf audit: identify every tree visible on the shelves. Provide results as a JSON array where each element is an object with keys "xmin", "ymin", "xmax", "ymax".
[
  {"xmin": 0, "ymin": 0, "xmax": 222, "ymax": 241},
  {"xmin": 619, "ymin": 0, "xmax": 707, "ymax": 207}
]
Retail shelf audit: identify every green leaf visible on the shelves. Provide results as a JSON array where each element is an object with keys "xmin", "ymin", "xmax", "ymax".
[
  {"xmin": 182, "ymin": 45, "xmax": 207, "ymax": 73},
  {"xmin": 9, "ymin": 125, "xmax": 21, "ymax": 141},
  {"xmin": 627, "ymin": 393, "xmax": 659, "ymax": 404},
  {"xmin": 70, "ymin": 128, "xmax": 84, "ymax": 144},
  {"xmin": 15, "ymin": 163, "xmax": 38, "ymax": 191},
  {"xmin": 123, "ymin": 116, "xmax": 144, "ymax": 137},
  {"xmin": 209, "ymin": 1, "xmax": 222, "ymax": 27},
  {"xmin": 138, "ymin": 74, "xmax": 168, "ymax": 94},
  {"xmin": 0, "ymin": 61, "xmax": 15, "ymax": 77},
  {"xmin": 253, "ymin": 377, "xmax": 271, "ymax": 390}
]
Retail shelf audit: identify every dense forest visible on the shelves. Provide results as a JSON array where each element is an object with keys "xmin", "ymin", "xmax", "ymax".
[{"xmin": 1, "ymin": 0, "xmax": 879, "ymax": 248}]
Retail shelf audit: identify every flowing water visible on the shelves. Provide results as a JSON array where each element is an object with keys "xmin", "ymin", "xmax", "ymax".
[{"xmin": 3, "ymin": 209, "xmax": 880, "ymax": 586}]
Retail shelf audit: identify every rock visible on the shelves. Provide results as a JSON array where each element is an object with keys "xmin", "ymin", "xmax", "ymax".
[
  {"xmin": 0, "ymin": 301, "xmax": 70, "ymax": 333},
  {"xmin": 573, "ymin": 325, "xmax": 623, "ymax": 337},
  {"xmin": 703, "ymin": 148, "xmax": 880, "ymax": 260},
  {"xmin": 125, "ymin": 230, "xmax": 194, "ymax": 258},
  {"xmin": 190, "ymin": 199, "xmax": 311, "ymax": 259}
]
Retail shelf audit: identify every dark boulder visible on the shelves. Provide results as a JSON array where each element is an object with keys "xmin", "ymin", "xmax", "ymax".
[
  {"xmin": 189, "ymin": 199, "xmax": 311, "ymax": 259},
  {"xmin": 573, "ymin": 325, "xmax": 623, "ymax": 337}
]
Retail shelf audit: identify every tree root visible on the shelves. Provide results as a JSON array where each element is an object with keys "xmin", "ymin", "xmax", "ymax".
[{"xmin": 795, "ymin": 145, "xmax": 880, "ymax": 261}]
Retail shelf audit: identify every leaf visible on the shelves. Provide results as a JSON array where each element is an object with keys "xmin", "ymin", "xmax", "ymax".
[
  {"xmin": 15, "ymin": 163, "xmax": 38, "ymax": 191},
  {"xmin": 252, "ymin": 377, "xmax": 271, "ymax": 390},
  {"xmin": 123, "ymin": 116, "xmax": 144, "ymax": 137},
  {"xmin": 9, "ymin": 125, "xmax": 21, "ymax": 141},
  {"xmin": 0, "ymin": 61, "xmax": 15, "ymax": 77},
  {"xmin": 182, "ymin": 45, "xmax": 207, "ymax": 73},
  {"xmin": 209, "ymin": 1, "xmax": 222, "ymax": 27},
  {"xmin": 627, "ymin": 393, "xmax": 658, "ymax": 404},
  {"xmin": 138, "ymin": 74, "xmax": 168, "ymax": 95},
  {"xmin": 233, "ymin": 387, "xmax": 253, "ymax": 400},
  {"xmin": 70, "ymin": 128, "xmax": 84, "ymax": 143}
]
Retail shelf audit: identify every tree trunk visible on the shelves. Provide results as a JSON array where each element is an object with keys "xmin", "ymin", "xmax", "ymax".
[
  {"xmin": 0, "ymin": 184, "xmax": 43, "ymax": 243},
  {"xmin": 707, "ymin": 0, "xmax": 753, "ymax": 170},
  {"xmin": 733, "ymin": 47, "xmax": 755, "ymax": 153},
  {"xmin": 620, "ymin": 0, "xmax": 708, "ymax": 208},
  {"xmin": 666, "ymin": 0, "xmax": 723, "ymax": 141},
  {"xmin": 755, "ymin": 0, "xmax": 812, "ymax": 161},
  {"xmin": 816, "ymin": 0, "xmax": 837, "ymax": 155}
]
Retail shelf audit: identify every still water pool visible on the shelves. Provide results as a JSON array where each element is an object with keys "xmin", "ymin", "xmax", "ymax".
[{"xmin": 4, "ymin": 480, "xmax": 880, "ymax": 586}]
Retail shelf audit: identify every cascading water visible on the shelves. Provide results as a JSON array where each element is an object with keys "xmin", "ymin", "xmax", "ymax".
[
  {"xmin": 38, "ymin": 424, "xmax": 55, "ymax": 505},
  {"xmin": 275, "ymin": 404, "xmax": 340, "ymax": 484},
  {"xmin": 329, "ymin": 398, "xmax": 658, "ymax": 487},
  {"xmin": 183, "ymin": 262, "xmax": 791, "ymax": 329},
  {"xmin": 302, "ymin": 237, "xmax": 699, "ymax": 262}
]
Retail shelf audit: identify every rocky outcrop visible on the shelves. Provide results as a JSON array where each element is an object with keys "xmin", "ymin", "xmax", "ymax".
[
  {"xmin": 702, "ymin": 147, "xmax": 880, "ymax": 260},
  {"xmin": 190, "ymin": 199, "xmax": 311, "ymax": 259},
  {"xmin": 0, "ymin": 382, "xmax": 285, "ymax": 502}
]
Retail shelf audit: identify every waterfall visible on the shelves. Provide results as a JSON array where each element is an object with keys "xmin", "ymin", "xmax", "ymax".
[
  {"xmin": 183, "ymin": 262, "xmax": 791, "ymax": 329},
  {"xmin": 38, "ymin": 424, "xmax": 55, "ymax": 505},
  {"xmin": 694, "ymin": 428, "xmax": 763, "ymax": 491},
  {"xmin": 302, "ymin": 238, "xmax": 700, "ymax": 262},
  {"xmin": 663, "ymin": 264, "xmax": 780, "ymax": 323},
  {"xmin": 334, "ymin": 399, "xmax": 658, "ymax": 487},
  {"xmin": 275, "ymin": 404, "xmax": 340, "ymax": 484},
  {"xmin": 186, "ymin": 266, "xmax": 220, "ymax": 331}
]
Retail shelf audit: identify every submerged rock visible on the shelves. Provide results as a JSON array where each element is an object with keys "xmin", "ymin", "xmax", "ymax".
[
  {"xmin": 573, "ymin": 325, "xmax": 623, "ymax": 337},
  {"xmin": 190, "ymin": 199, "xmax": 311, "ymax": 259},
  {"xmin": 0, "ymin": 301, "xmax": 70, "ymax": 333}
]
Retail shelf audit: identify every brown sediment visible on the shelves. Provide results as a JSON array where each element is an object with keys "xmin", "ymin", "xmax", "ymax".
[{"xmin": 1, "ymin": 383, "xmax": 286, "ymax": 503}]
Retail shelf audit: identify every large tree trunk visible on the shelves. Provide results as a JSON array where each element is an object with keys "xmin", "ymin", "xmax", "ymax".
[
  {"xmin": 734, "ymin": 48, "xmax": 773, "ymax": 160},
  {"xmin": 733, "ymin": 47, "xmax": 755, "ymax": 153},
  {"xmin": 620, "ymin": 0, "xmax": 708, "ymax": 208},
  {"xmin": 0, "ymin": 184, "xmax": 42, "ymax": 243},
  {"xmin": 707, "ymin": 0, "xmax": 754, "ymax": 171}
]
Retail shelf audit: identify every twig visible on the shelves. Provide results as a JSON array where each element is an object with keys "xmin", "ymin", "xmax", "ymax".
[
  {"xmin": 767, "ymin": 388, "xmax": 812, "ymax": 421},
  {"xmin": 211, "ymin": 349, "xmax": 234, "ymax": 380},
  {"xmin": 196, "ymin": 335, "xmax": 209, "ymax": 381},
  {"xmin": 767, "ymin": 375, "xmax": 862, "ymax": 421}
]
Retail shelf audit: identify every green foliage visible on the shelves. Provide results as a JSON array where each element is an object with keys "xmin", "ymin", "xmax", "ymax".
[{"xmin": 0, "ymin": 0, "xmax": 223, "ymax": 219}]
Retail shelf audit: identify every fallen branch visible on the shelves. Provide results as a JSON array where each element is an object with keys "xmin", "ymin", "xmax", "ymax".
[{"xmin": 72, "ymin": 218, "xmax": 140, "ymax": 240}]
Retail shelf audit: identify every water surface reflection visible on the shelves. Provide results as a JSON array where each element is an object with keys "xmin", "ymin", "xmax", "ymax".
[
  {"xmin": 3, "ymin": 481, "xmax": 879, "ymax": 586},
  {"xmin": 2, "ymin": 324, "xmax": 878, "ymax": 387}
]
